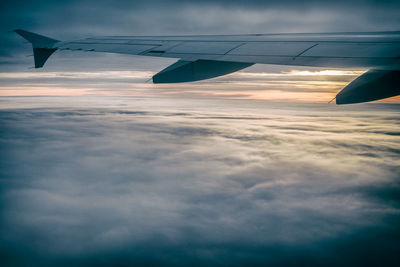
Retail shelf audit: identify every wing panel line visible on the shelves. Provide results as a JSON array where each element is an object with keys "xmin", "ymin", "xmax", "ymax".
[{"xmin": 293, "ymin": 43, "xmax": 319, "ymax": 59}]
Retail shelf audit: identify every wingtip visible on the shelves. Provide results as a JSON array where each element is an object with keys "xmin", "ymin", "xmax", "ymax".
[{"xmin": 13, "ymin": 29, "xmax": 29, "ymax": 39}]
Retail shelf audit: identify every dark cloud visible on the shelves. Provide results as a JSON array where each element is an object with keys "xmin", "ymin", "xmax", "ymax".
[
  {"xmin": 0, "ymin": 97, "xmax": 399, "ymax": 266},
  {"xmin": 3, "ymin": 0, "xmax": 399, "ymax": 36}
]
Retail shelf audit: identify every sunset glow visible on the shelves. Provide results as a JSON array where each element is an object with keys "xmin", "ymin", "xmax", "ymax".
[{"xmin": 3, "ymin": 68, "xmax": 397, "ymax": 103}]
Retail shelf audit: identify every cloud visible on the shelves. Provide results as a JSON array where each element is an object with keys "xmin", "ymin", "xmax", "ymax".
[{"xmin": 0, "ymin": 98, "xmax": 399, "ymax": 265}]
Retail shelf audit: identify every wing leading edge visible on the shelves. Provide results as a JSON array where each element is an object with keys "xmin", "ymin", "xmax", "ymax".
[{"xmin": 14, "ymin": 29, "xmax": 400, "ymax": 104}]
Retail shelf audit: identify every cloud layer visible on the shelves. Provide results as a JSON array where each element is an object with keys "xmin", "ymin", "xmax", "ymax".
[{"xmin": 1, "ymin": 97, "xmax": 399, "ymax": 266}]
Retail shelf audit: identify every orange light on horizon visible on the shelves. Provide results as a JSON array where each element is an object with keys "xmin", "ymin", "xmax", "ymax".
[{"xmin": 0, "ymin": 69, "xmax": 399, "ymax": 103}]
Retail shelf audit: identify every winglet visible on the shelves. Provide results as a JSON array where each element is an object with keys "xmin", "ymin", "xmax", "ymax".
[
  {"xmin": 14, "ymin": 29, "xmax": 60, "ymax": 68},
  {"xmin": 14, "ymin": 29, "xmax": 59, "ymax": 48}
]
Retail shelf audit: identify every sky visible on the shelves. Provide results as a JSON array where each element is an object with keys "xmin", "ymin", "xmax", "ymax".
[{"xmin": 1, "ymin": 0, "xmax": 400, "ymax": 266}]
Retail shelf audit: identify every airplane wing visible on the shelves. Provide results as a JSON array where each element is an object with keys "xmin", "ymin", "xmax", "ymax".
[{"xmin": 14, "ymin": 29, "xmax": 400, "ymax": 104}]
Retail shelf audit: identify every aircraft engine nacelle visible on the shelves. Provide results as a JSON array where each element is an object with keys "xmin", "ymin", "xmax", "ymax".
[{"xmin": 336, "ymin": 70, "xmax": 400, "ymax": 104}]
